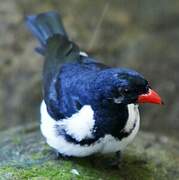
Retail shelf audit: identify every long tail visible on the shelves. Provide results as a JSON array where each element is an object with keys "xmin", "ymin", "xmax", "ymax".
[{"xmin": 26, "ymin": 11, "xmax": 68, "ymax": 55}]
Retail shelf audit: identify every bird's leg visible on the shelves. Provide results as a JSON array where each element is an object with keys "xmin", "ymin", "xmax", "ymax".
[
  {"xmin": 54, "ymin": 150, "xmax": 69, "ymax": 160},
  {"xmin": 55, "ymin": 151, "xmax": 63, "ymax": 159},
  {"xmin": 108, "ymin": 151, "xmax": 122, "ymax": 168},
  {"xmin": 116, "ymin": 151, "xmax": 122, "ymax": 164}
]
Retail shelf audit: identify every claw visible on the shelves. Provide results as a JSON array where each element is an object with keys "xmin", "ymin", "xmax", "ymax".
[
  {"xmin": 54, "ymin": 150, "xmax": 70, "ymax": 160},
  {"xmin": 108, "ymin": 151, "xmax": 122, "ymax": 168}
]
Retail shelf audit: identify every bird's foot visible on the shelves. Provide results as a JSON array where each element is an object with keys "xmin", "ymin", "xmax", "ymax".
[
  {"xmin": 108, "ymin": 151, "xmax": 122, "ymax": 168},
  {"xmin": 54, "ymin": 150, "xmax": 70, "ymax": 160}
]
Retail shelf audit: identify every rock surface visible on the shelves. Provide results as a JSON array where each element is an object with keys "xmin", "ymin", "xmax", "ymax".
[{"xmin": 0, "ymin": 124, "xmax": 179, "ymax": 179}]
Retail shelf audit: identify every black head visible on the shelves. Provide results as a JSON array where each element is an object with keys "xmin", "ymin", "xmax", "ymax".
[{"xmin": 94, "ymin": 68, "xmax": 150, "ymax": 105}]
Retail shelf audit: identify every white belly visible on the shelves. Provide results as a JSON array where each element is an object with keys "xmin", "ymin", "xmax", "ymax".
[{"xmin": 40, "ymin": 101, "xmax": 140, "ymax": 157}]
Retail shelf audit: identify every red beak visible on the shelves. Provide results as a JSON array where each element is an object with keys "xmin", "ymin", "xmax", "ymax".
[{"xmin": 138, "ymin": 89, "xmax": 163, "ymax": 105}]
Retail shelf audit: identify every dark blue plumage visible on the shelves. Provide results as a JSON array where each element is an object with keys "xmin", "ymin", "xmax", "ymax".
[
  {"xmin": 26, "ymin": 11, "xmax": 150, "ymax": 146},
  {"xmin": 26, "ymin": 11, "xmax": 68, "ymax": 54}
]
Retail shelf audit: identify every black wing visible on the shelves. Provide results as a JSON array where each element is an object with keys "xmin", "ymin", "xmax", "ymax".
[{"xmin": 43, "ymin": 35, "xmax": 82, "ymax": 119}]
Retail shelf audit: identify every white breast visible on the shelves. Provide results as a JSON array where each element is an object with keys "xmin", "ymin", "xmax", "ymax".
[
  {"xmin": 100, "ymin": 104, "xmax": 140, "ymax": 154},
  {"xmin": 40, "ymin": 101, "xmax": 140, "ymax": 157},
  {"xmin": 57, "ymin": 105, "xmax": 95, "ymax": 141}
]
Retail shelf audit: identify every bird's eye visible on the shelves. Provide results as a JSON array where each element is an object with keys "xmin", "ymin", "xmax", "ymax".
[
  {"xmin": 124, "ymin": 89, "xmax": 129, "ymax": 93},
  {"xmin": 118, "ymin": 88, "xmax": 131, "ymax": 95},
  {"xmin": 123, "ymin": 88, "xmax": 134, "ymax": 95}
]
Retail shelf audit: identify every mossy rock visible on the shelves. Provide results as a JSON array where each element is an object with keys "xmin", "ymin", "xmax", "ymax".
[{"xmin": 0, "ymin": 123, "xmax": 179, "ymax": 180}]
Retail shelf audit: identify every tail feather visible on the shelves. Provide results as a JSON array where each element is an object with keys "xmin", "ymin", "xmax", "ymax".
[{"xmin": 26, "ymin": 11, "xmax": 68, "ymax": 55}]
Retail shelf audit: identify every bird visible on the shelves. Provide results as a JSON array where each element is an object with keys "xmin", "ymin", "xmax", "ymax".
[{"xmin": 26, "ymin": 11, "xmax": 163, "ymax": 165}]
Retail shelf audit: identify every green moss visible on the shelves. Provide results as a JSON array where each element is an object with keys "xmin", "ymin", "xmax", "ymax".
[
  {"xmin": 0, "ymin": 161, "xmax": 105, "ymax": 180},
  {"xmin": 0, "ymin": 126, "xmax": 179, "ymax": 179},
  {"xmin": 0, "ymin": 153, "xmax": 173, "ymax": 180}
]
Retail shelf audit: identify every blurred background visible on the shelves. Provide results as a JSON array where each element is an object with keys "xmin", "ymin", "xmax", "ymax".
[{"xmin": 0, "ymin": 0, "xmax": 178, "ymax": 139}]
